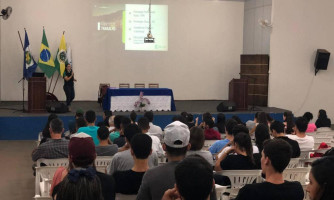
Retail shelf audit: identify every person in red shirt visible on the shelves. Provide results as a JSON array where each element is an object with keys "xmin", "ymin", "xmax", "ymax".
[{"xmin": 203, "ymin": 117, "xmax": 221, "ymax": 140}]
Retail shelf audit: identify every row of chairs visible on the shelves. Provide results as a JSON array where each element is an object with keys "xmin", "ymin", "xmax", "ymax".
[
  {"xmin": 34, "ymin": 157, "xmax": 113, "ymax": 199},
  {"xmin": 119, "ymin": 83, "xmax": 159, "ymax": 88}
]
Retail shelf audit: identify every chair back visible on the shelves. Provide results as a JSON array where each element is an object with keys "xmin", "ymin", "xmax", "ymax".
[
  {"xmin": 134, "ymin": 83, "xmax": 145, "ymax": 88},
  {"xmin": 37, "ymin": 158, "xmax": 69, "ymax": 167},
  {"xmin": 287, "ymin": 158, "xmax": 300, "ymax": 168},
  {"xmin": 95, "ymin": 156, "xmax": 113, "ymax": 173},
  {"xmin": 148, "ymin": 83, "xmax": 159, "ymax": 88},
  {"xmin": 316, "ymin": 127, "xmax": 332, "ymax": 132},
  {"xmin": 34, "ymin": 166, "xmax": 59, "ymax": 199},
  {"xmin": 115, "ymin": 193, "xmax": 137, "ymax": 200},
  {"xmin": 283, "ymin": 167, "xmax": 309, "ymax": 184},
  {"xmin": 119, "ymin": 83, "xmax": 130, "ymax": 88}
]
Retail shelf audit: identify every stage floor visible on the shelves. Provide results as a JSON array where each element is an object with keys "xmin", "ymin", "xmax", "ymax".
[{"xmin": 0, "ymin": 100, "xmax": 289, "ymax": 140}]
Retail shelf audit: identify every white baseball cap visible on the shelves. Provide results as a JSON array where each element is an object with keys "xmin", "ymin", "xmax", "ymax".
[{"xmin": 164, "ymin": 121, "xmax": 190, "ymax": 148}]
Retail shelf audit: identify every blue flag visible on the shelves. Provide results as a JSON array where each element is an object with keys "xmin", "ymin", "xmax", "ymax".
[{"xmin": 23, "ymin": 30, "xmax": 37, "ymax": 79}]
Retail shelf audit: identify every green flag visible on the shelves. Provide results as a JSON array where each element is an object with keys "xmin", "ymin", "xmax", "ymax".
[{"xmin": 38, "ymin": 28, "xmax": 55, "ymax": 78}]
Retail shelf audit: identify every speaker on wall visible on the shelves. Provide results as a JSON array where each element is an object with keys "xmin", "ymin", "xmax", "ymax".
[{"xmin": 314, "ymin": 49, "xmax": 330, "ymax": 75}]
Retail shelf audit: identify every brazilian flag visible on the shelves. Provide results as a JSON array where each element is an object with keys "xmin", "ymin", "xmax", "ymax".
[{"xmin": 38, "ymin": 28, "xmax": 55, "ymax": 78}]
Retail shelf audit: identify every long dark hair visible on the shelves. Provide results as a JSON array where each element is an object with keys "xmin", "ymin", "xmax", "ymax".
[
  {"xmin": 284, "ymin": 111, "xmax": 295, "ymax": 134},
  {"xmin": 257, "ymin": 112, "xmax": 268, "ymax": 127},
  {"xmin": 215, "ymin": 113, "xmax": 226, "ymax": 133},
  {"xmin": 234, "ymin": 132, "xmax": 254, "ymax": 164},
  {"xmin": 311, "ymin": 156, "xmax": 334, "ymax": 200},
  {"xmin": 255, "ymin": 124, "xmax": 270, "ymax": 152}
]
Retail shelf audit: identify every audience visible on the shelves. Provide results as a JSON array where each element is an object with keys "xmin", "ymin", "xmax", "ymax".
[
  {"xmin": 113, "ymin": 117, "xmax": 131, "ymax": 147},
  {"xmin": 303, "ymin": 112, "xmax": 317, "ymax": 133},
  {"xmin": 235, "ymin": 139, "xmax": 304, "ymax": 200},
  {"xmin": 203, "ymin": 117, "xmax": 221, "ymax": 140},
  {"xmin": 96, "ymin": 126, "xmax": 118, "ymax": 156},
  {"xmin": 283, "ymin": 111, "xmax": 295, "ymax": 135},
  {"xmin": 144, "ymin": 111, "xmax": 164, "ymax": 140},
  {"xmin": 315, "ymin": 109, "xmax": 331, "ymax": 129},
  {"xmin": 130, "ymin": 111, "xmax": 137, "ymax": 124},
  {"xmin": 97, "ymin": 110, "xmax": 112, "ymax": 127},
  {"xmin": 109, "ymin": 115, "xmax": 123, "ymax": 142},
  {"xmin": 213, "ymin": 113, "xmax": 226, "ymax": 133},
  {"xmin": 136, "ymin": 121, "xmax": 191, "ymax": 200},
  {"xmin": 232, "ymin": 115, "xmax": 246, "ymax": 126},
  {"xmin": 52, "ymin": 133, "xmax": 116, "ymax": 200},
  {"xmin": 172, "ymin": 115, "xmax": 188, "ymax": 124},
  {"xmin": 209, "ymin": 119, "xmax": 237, "ymax": 154},
  {"xmin": 113, "ymin": 134, "xmax": 152, "ymax": 194},
  {"xmin": 75, "ymin": 117, "xmax": 87, "ymax": 133},
  {"xmin": 186, "ymin": 127, "xmax": 213, "ymax": 166},
  {"xmin": 287, "ymin": 117, "xmax": 314, "ymax": 151},
  {"xmin": 270, "ymin": 120, "xmax": 300, "ymax": 158},
  {"xmin": 250, "ymin": 112, "xmax": 268, "ymax": 134},
  {"xmin": 68, "ymin": 109, "xmax": 83, "ymax": 135},
  {"xmin": 307, "ymin": 156, "xmax": 334, "ymax": 200},
  {"xmin": 40, "ymin": 113, "xmax": 58, "ymax": 145},
  {"xmin": 138, "ymin": 117, "xmax": 164, "ymax": 157},
  {"xmin": 107, "ymin": 124, "xmax": 158, "ymax": 175},
  {"xmin": 254, "ymin": 124, "xmax": 271, "ymax": 153},
  {"xmin": 77, "ymin": 110, "xmax": 100, "ymax": 145},
  {"xmin": 32, "ymin": 118, "xmax": 68, "ymax": 161},
  {"xmin": 162, "ymin": 155, "xmax": 214, "ymax": 200},
  {"xmin": 186, "ymin": 113, "xmax": 195, "ymax": 129}
]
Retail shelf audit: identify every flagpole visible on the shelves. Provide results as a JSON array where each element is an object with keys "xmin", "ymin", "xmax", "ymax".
[
  {"xmin": 18, "ymin": 30, "xmax": 25, "ymax": 112},
  {"xmin": 51, "ymin": 31, "xmax": 65, "ymax": 94}
]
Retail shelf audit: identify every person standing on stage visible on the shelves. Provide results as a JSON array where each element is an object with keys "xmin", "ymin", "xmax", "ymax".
[{"xmin": 63, "ymin": 63, "xmax": 76, "ymax": 109}]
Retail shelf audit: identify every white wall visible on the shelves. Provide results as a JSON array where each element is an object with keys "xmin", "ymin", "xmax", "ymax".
[
  {"xmin": 269, "ymin": 0, "xmax": 334, "ymax": 121},
  {"xmin": 0, "ymin": 0, "xmax": 244, "ymax": 101},
  {"xmin": 243, "ymin": 0, "xmax": 272, "ymax": 54}
]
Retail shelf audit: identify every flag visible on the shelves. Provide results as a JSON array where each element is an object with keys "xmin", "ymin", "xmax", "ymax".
[
  {"xmin": 67, "ymin": 45, "xmax": 72, "ymax": 65},
  {"xmin": 38, "ymin": 28, "xmax": 55, "ymax": 78},
  {"xmin": 23, "ymin": 30, "xmax": 37, "ymax": 79},
  {"xmin": 54, "ymin": 34, "xmax": 67, "ymax": 76}
]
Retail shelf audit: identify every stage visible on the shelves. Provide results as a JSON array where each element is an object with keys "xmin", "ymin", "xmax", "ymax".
[{"xmin": 0, "ymin": 100, "xmax": 289, "ymax": 140}]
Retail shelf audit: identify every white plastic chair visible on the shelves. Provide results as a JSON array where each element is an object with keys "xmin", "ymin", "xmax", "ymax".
[
  {"xmin": 36, "ymin": 158, "xmax": 69, "ymax": 167},
  {"xmin": 283, "ymin": 167, "xmax": 310, "ymax": 184},
  {"xmin": 95, "ymin": 156, "xmax": 113, "ymax": 173},
  {"xmin": 215, "ymin": 184, "xmax": 228, "ymax": 200},
  {"xmin": 287, "ymin": 158, "xmax": 300, "ymax": 168},
  {"xmin": 34, "ymin": 166, "xmax": 59, "ymax": 200},
  {"xmin": 215, "ymin": 170, "xmax": 262, "ymax": 199},
  {"xmin": 115, "ymin": 193, "xmax": 137, "ymax": 200},
  {"xmin": 316, "ymin": 127, "xmax": 332, "ymax": 133}
]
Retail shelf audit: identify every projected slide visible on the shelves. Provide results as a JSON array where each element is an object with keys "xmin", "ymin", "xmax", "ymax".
[{"xmin": 124, "ymin": 4, "xmax": 168, "ymax": 51}]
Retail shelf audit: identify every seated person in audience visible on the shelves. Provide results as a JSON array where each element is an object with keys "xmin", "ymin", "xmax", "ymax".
[
  {"xmin": 113, "ymin": 134, "xmax": 152, "ymax": 194},
  {"xmin": 213, "ymin": 113, "xmax": 226, "ymax": 133},
  {"xmin": 68, "ymin": 109, "xmax": 84, "ymax": 135},
  {"xmin": 232, "ymin": 115, "xmax": 246, "ymax": 126},
  {"xmin": 96, "ymin": 126, "xmax": 118, "ymax": 156},
  {"xmin": 270, "ymin": 120, "xmax": 300, "ymax": 158},
  {"xmin": 186, "ymin": 113, "xmax": 196, "ymax": 129},
  {"xmin": 136, "ymin": 121, "xmax": 191, "ymax": 200},
  {"xmin": 107, "ymin": 124, "xmax": 158, "ymax": 175},
  {"xmin": 235, "ymin": 139, "xmax": 304, "ymax": 200},
  {"xmin": 172, "ymin": 115, "xmax": 188, "ymax": 125},
  {"xmin": 255, "ymin": 124, "xmax": 271, "ymax": 153},
  {"xmin": 75, "ymin": 117, "xmax": 86, "ymax": 132},
  {"xmin": 97, "ymin": 110, "xmax": 112, "ymax": 127},
  {"xmin": 250, "ymin": 112, "xmax": 268, "ymax": 135},
  {"xmin": 307, "ymin": 156, "xmax": 334, "ymax": 200},
  {"xmin": 113, "ymin": 117, "xmax": 131, "ymax": 147},
  {"xmin": 315, "ymin": 109, "xmax": 332, "ymax": 129},
  {"xmin": 162, "ymin": 155, "xmax": 214, "ymax": 200},
  {"xmin": 287, "ymin": 117, "xmax": 314, "ymax": 151},
  {"xmin": 203, "ymin": 117, "xmax": 221, "ymax": 140},
  {"xmin": 138, "ymin": 117, "xmax": 164, "ymax": 157},
  {"xmin": 144, "ymin": 111, "xmax": 163, "ymax": 139},
  {"xmin": 303, "ymin": 112, "xmax": 317, "ymax": 133},
  {"xmin": 77, "ymin": 110, "xmax": 100, "ymax": 145},
  {"xmin": 109, "ymin": 115, "xmax": 123, "ymax": 142},
  {"xmin": 196, "ymin": 112, "xmax": 213, "ymax": 128},
  {"xmin": 130, "ymin": 110, "xmax": 137, "ymax": 124},
  {"xmin": 186, "ymin": 127, "xmax": 213, "ymax": 166},
  {"xmin": 108, "ymin": 115, "xmax": 115, "ymax": 131},
  {"xmin": 32, "ymin": 118, "xmax": 69, "ymax": 161},
  {"xmin": 283, "ymin": 111, "xmax": 295, "ymax": 135},
  {"xmin": 40, "ymin": 113, "xmax": 58, "ymax": 145},
  {"xmin": 52, "ymin": 133, "xmax": 116, "ymax": 200},
  {"xmin": 209, "ymin": 119, "xmax": 237, "ymax": 154}
]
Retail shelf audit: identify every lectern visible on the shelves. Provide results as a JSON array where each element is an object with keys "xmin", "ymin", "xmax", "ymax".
[
  {"xmin": 28, "ymin": 77, "xmax": 46, "ymax": 113},
  {"xmin": 229, "ymin": 79, "xmax": 248, "ymax": 111}
]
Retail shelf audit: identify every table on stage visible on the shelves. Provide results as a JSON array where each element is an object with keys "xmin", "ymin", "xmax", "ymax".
[{"xmin": 103, "ymin": 88, "xmax": 176, "ymax": 111}]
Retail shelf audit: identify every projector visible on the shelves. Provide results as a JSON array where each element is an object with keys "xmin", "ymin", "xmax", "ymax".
[{"xmin": 144, "ymin": 32, "xmax": 155, "ymax": 43}]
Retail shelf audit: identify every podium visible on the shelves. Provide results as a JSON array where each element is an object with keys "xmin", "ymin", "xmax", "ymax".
[
  {"xmin": 229, "ymin": 79, "xmax": 248, "ymax": 110},
  {"xmin": 28, "ymin": 77, "xmax": 46, "ymax": 113}
]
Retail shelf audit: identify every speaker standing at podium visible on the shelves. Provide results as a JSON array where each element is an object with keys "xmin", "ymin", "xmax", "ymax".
[{"xmin": 63, "ymin": 63, "xmax": 76, "ymax": 109}]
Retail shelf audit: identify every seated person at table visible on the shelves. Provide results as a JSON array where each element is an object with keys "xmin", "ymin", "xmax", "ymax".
[
  {"xmin": 109, "ymin": 115, "xmax": 123, "ymax": 142},
  {"xmin": 107, "ymin": 124, "xmax": 158, "ymax": 175},
  {"xmin": 287, "ymin": 117, "xmax": 314, "ymax": 151},
  {"xmin": 204, "ymin": 117, "xmax": 221, "ymax": 140},
  {"xmin": 186, "ymin": 127, "xmax": 214, "ymax": 166},
  {"xmin": 235, "ymin": 139, "xmax": 304, "ymax": 200},
  {"xmin": 209, "ymin": 119, "xmax": 237, "ymax": 154},
  {"xmin": 113, "ymin": 134, "xmax": 152, "ymax": 194},
  {"xmin": 95, "ymin": 126, "xmax": 118, "ymax": 156},
  {"xmin": 78, "ymin": 110, "xmax": 99, "ymax": 145}
]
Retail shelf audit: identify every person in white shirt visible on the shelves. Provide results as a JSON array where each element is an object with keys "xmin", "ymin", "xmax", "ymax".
[
  {"xmin": 138, "ymin": 117, "xmax": 164, "ymax": 157},
  {"xmin": 144, "ymin": 111, "xmax": 163, "ymax": 140},
  {"xmin": 287, "ymin": 117, "xmax": 314, "ymax": 151}
]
